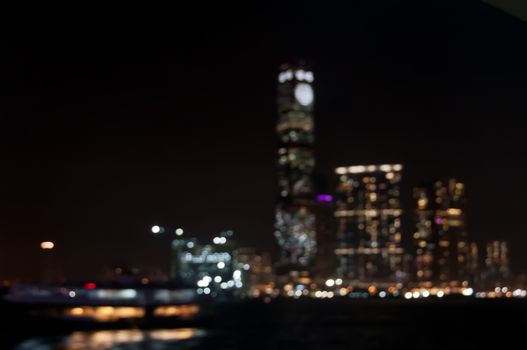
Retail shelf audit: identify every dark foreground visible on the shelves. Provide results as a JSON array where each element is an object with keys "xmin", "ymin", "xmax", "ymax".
[{"xmin": 2, "ymin": 298, "xmax": 527, "ymax": 349}]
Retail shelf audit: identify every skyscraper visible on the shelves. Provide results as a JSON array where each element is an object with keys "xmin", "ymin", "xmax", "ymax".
[
  {"xmin": 274, "ymin": 62, "xmax": 317, "ymax": 269},
  {"xmin": 334, "ymin": 164, "xmax": 404, "ymax": 286},
  {"xmin": 413, "ymin": 179, "xmax": 470, "ymax": 287},
  {"xmin": 482, "ymin": 240, "xmax": 510, "ymax": 289}
]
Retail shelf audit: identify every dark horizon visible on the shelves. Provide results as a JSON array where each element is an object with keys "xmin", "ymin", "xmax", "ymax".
[{"xmin": 2, "ymin": 1, "xmax": 527, "ymax": 280}]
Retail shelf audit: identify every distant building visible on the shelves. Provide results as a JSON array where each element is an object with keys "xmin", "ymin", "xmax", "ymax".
[
  {"xmin": 467, "ymin": 242, "xmax": 480, "ymax": 286},
  {"xmin": 237, "ymin": 248, "xmax": 275, "ymax": 297},
  {"xmin": 481, "ymin": 240, "xmax": 510, "ymax": 289},
  {"xmin": 274, "ymin": 61, "xmax": 317, "ymax": 270},
  {"xmin": 334, "ymin": 164, "xmax": 404, "ymax": 286},
  {"xmin": 413, "ymin": 179, "xmax": 472, "ymax": 287},
  {"xmin": 170, "ymin": 230, "xmax": 246, "ymax": 296}
]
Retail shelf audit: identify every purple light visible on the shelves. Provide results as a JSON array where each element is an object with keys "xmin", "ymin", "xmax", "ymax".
[
  {"xmin": 316, "ymin": 194, "xmax": 333, "ymax": 202},
  {"xmin": 435, "ymin": 217, "xmax": 443, "ymax": 225}
]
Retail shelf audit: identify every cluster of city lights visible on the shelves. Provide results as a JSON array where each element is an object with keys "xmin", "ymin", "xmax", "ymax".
[
  {"xmin": 65, "ymin": 305, "xmax": 200, "ymax": 322},
  {"xmin": 278, "ymin": 69, "xmax": 314, "ymax": 83},
  {"xmin": 272, "ymin": 279, "xmax": 527, "ymax": 301},
  {"xmin": 335, "ymin": 164, "xmax": 403, "ymax": 175},
  {"xmin": 334, "ymin": 209, "xmax": 403, "ymax": 218},
  {"xmin": 324, "ymin": 278, "xmax": 343, "ymax": 287},
  {"xmin": 36, "ymin": 222, "xmax": 514, "ymax": 303},
  {"xmin": 475, "ymin": 287, "xmax": 527, "ymax": 299},
  {"xmin": 275, "ymin": 285, "xmax": 527, "ymax": 300},
  {"xmin": 403, "ymin": 289, "xmax": 447, "ymax": 299},
  {"xmin": 196, "ymin": 269, "xmax": 244, "ymax": 295},
  {"xmin": 151, "ymin": 226, "xmax": 184, "ymax": 236},
  {"xmin": 212, "ymin": 236, "xmax": 227, "ymax": 245},
  {"xmin": 281, "ymin": 281, "xmax": 403, "ymax": 299},
  {"xmin": 183, "ymin": 251, "xmax": 231, "ymax": 264}
]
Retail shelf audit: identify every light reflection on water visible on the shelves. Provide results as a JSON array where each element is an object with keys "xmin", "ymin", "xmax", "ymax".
[{"xmin": 14, "ymin": 328, "xmax": 205, "ymax": 350}]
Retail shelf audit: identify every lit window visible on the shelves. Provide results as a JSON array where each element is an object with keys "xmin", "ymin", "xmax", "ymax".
[
  {"xmin": 447, "ymin": 208, "xmax": 462, "ymax": 216},
  {"xmin": 295, "ymin": 69, "xmax": 306, "ymax": 81},
  {"xmin": 439, "ymin": 241, "xmax": 450, "ymax": 248}
]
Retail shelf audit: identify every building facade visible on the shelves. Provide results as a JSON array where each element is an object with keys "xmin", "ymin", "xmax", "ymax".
[
  {"xmin": 274, "ymin": 62, "xmax": 317, "ymax": 269},
  {"xmin": 334, "ymin": 164, "xmax": 404, "ymax": 286},
  {"xmin": 413, "ymin": 179, "xmax": 471, "ymax": 287},
  {"xmin": 481, "ymin": 240, "xmax": 510, "ymax": 289},
  {"xmin": 170, "ymin": 231, "xmax": 247, "ymax": 296},
  {"xmin": 237, "ymin": 248, "xmax": 275, "ymax": 297}
]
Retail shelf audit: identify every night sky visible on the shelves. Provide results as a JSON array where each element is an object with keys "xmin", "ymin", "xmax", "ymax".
[{"xmin": 2, "ymin": 1, "xmax": 527, "ymax": 280}]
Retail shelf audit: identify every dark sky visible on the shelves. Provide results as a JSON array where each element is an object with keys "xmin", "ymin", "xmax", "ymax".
[{"xmin": 2, "ymin": 1, "xmax": 527, "ymax": 280}]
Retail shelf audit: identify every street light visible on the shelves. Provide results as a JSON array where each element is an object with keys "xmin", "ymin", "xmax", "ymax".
[
  {"xmin": 40, "ymin": 241, "xmax": 55, "ymax": 250},
  {"xmin": 151, "ymin": 225, "xmax": 163, "ymax": 234},
  {"xmin": 40, "ymin": 241, "xmax": 55, "ymax": 283},
  {"xmin": 151, "ymin": 225, "xmax": 183, "ymax": 236}
]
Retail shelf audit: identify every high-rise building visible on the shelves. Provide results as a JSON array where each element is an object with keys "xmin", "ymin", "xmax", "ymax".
[
  {"xmin": 334, "ymin": 164, "xmax": 404, "ymax": 286},
  {"xmin": 467, "ymin": 242, "xmax": 480, "ymax": 286},
  {"xmin": 237, "ymin": 248, "xmax": 275, "ymax": 297},
  {"xmin": 481, "ymin": 240, "xmax": 510, "ymax": 288},
  {"xmin": 274, "ymin": 62, "xmax": 317, "ymax": 269},
  {"xmin": 413, "ymin": 179, "xmax": 470, "ymax": 287}
]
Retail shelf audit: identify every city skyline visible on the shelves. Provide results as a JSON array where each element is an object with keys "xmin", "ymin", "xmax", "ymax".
[{"xmin": 2, "ymin": 1, "xmax": 527, "ymax": 280}]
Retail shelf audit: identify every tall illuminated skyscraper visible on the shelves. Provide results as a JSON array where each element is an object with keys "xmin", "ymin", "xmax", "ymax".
[
  {"xmin": 413, "ymin": 179, "xmax": 470, "ymax": 287},
  {"xmin": 334, "ymin": 164, "xmax": 404, "ymax": 285},
  {"xmin": 274, "ymin": 62, "xmax": 316, "ymax": 268}
]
